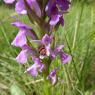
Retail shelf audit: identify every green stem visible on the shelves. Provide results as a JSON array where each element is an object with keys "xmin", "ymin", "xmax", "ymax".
[
  {"xmin": 63, "ymin": 65, "xmax": 71, "ymax": 94},
  {"xmin": 72, "ymin": 3, "xmax": 84, "ymax": 50},
  {"xmin": 0, "ymin": 24, "xmax": 16, "ymax": 56},
  {"xmin": 43, "ymin": 57, "xmax": 51, "ymax": 79}
]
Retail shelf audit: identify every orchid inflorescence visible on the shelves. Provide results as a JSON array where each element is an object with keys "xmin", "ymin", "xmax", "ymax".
[{"xmin": 4, "ymin": 0, "xmax": 72, "ymax": 85}]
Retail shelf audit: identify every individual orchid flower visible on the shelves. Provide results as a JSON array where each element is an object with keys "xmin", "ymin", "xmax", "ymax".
[
  {"xmin": 25, "ymin": 57, "xmax": 45, "ymax": 77},
  {"xmin": 4, "ymin": 0, "xmax": 26, "ymax": 14},
  {"xmin": 16, "ymin": 49, "xmax": 28, "ymax": 64},
  {"xmin": 16, "ymin": 45, "xmax": 36, "ymax": 64},
  {"xmin": 11, "ymin": 29, "xmax": 27, "ymax": 47},
  {"xmin": 15, "ymin": 0, "xmax": 27, "ymax": 14},
  {"xmin": 51, "ymin": 45, "xmax": 72, "ymax": 64},
  {"xmin": 31, "ymin": 34, "xmax": 53, "ymax": 59},
  {"xmin": 11, "ymin": 21, "xmax": 37, "ymax": 47},
  {"xmin": 4, "ymin": 0, "xmax": 41, "ymax": 15},
  {"xmin": 47, "ymin": 69, "xmax": 57, "ymax": 85},
  {"xmin": 51, "ymin": 45, "xmax": 64, "ymax": 59},
  {"xmin": 60, "ymin": 51, "xmax": 72, "ymax": 64},
  {"xmin": 39, "ymin": 34, "xmax": 53, "ymax": 59},
  {"xmin": 46, "ymin": 0, "xmax": 70, "ymax": 26},
  {"xmin": 56, "ymin": 0, "xmax": 71, "ymax": 12},
  {"xmin": 45, "ymin": 0, "xmax": 60, "ymax": 26}
]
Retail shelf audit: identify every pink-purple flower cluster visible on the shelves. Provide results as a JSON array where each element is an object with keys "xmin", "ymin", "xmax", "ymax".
[{"xmin": 4, "ymin": 0, "xmax": 71, "ymax": 85}]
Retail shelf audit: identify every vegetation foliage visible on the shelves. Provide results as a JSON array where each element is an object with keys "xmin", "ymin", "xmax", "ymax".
[{"xmin": 0, "ymin": 1, "xmax": 95, "ymax": 95}]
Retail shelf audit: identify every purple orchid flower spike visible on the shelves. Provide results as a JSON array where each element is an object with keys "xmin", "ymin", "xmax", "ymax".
[
  {"xmin": 15, "ymin": 0, "xmax": 27, "ymax": 14},
  {"xmin": 25, "ymin": 57, "xmax": 45, "ymax": 77},
  {"xmin": 7, "ymin": 0, "xmax": 71, "ymax": 85},
  {"xmin": 47, "ymin": 69, "xmax": 57, "ymax": 85},
  {"xmin": 4, "ymin": 0, "xmax": 15, "ymax": 4}
]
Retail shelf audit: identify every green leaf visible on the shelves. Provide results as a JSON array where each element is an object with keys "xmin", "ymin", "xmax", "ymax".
[{"xmin": 10, "ymin": 84, "xmax": 26, "ymax": 95}]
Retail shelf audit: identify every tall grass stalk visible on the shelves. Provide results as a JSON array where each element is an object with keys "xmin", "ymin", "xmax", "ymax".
[{"xmin": 0, "ymin": 25, "xmax": 14, "ymax": 55}]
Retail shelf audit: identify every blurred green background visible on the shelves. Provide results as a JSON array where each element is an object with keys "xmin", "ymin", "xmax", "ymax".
[{"xmin": 0, "ymin": 0, "xmax": 95, "ymax": 95}]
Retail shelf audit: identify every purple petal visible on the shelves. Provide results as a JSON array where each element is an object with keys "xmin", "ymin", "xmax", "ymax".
[
  {"xmin": 45, "ymin": 0, "xmax": 57, "ymax": 16},
  {"xmin": 32, "ymin": 57, "xmax": 41, "ymax": 64},
  {"xmin": 46, "ymin": 0, "xmax": 70, "ymax": 26},
  {"xmin": 16, "ymin": 45, "xmax": 36, "ymax": 64},
  {"xmin": 26, "ymin": 64, "xmax": 38, "ymax": 77},
  {"xmin": 26, "ymin": 57, "xmax": 45, "ymax": 76},
  {"xmin": 60, "ymin": 52, "xmax": 72, "ymax": 64},
  {"xmin": 30, "ymin": 34, "xmax": 53, "ymax": 46},
  {"xmin": 32, "ymin": 57, "xmax": 45, "ymax": 72},
  {"xmin": 12, "ymin": 22, "xmax": 37, "ymax": 40},
  {"xmin": 12, "ymin": 22, "xmax": 32, "ymax": 30},
  {"xmin": 25, "ymin": 30, "xmax": 38, "ymax": 40},
  {"xmin": 42, "ymin": 34, "xmax": 52, "ymax": 45},
  {"xmin": 51, "ymin": 45, "xmax": 64, "ymax": 59},
  {"xmin": 4, "ymin": 0, "xmax": 15, "ymax": 4},
  {"xmin": 56, "ymin": 0, "xmax": 71, "ymax": 12},
  {"xmin": 22, "ymin": 45, "xmax": 36, "ymax": 56},
  {"xmin": 11, "ymin": 30, "xmax": 27, "ymax": 47},
  {"xmin": 54, "ymin": 45, "xmax": 64, "ymax": 54},
  {"xmin": 27, "ymin": 0, "xmax": 41, "ymax": 17},
  {"xmin": 50, "ymin": 15, "xmax": 60, "ymax": 26},
  {"xmin": 46, "ymin": 44, "xmax": 51, "ymax": 56},
  {"xmin": 16, "ymin": 50, "xmax": 28, "ymax": 64},
  {"xmin": 46, "ymin": 0, "xmax": 60, "ymax": 26},
  {"xmin": 47, "ymin": 69, "xmax": 57, "ymax": 85},
  {"xmin": 15, "ymin": 0, "xmax": 27, "ymax": 14},
  {"xmin": 39, "ymin": 64, "xmax": 45, "ymax": 72}
]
